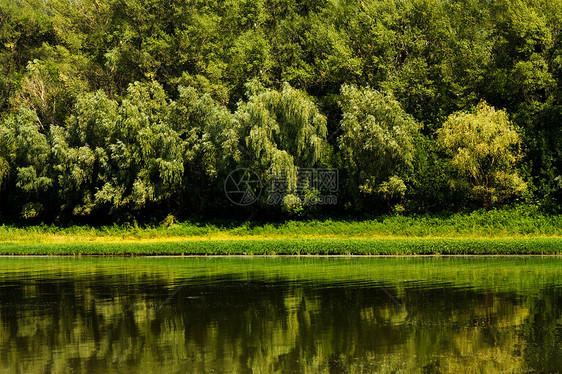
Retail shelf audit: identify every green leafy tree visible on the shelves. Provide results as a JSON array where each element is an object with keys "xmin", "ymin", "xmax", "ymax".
[
  {"xmin": 0, "ymin": 0, "xmax": 55, "ymax": 114},
  {"xmin": 338, "ymin": 84, "xmax": 419, "ymax": 210},
  {"xmin": 235, "ymin": 82, "xmax": 328, "ymax": 211},
  {"xmin": 54, "ymin": 82, "xmax": 184, "ymax": 218},
  {"xmin": 95, "ymin": 81, "xmax": 184, "ymax": 214},
  {"xmin": 436, "ymin": 101, "xmax": 527, "ymax": 209},
  {"xmin": 0, "ymin": 105, "xmax": 52, "ymax": 218},
  {"xmin": 170, "ymin": 85, "xmax": 239, "ymax": 211},
  {"xmin": 51, "ymin": 89, "xmax": 120, "ymax": 216}
]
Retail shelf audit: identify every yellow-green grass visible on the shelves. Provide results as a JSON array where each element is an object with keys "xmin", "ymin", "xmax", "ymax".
[
  {"xmin": 0, "ymin": 207, "xmax": 560, "ymax": 255},
  {"xmin": 0, "ymin": 238, "xmax": 560, "ymax": 255}
]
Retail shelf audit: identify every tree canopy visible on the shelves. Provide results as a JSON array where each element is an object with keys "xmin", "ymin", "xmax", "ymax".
[
  {"xmin": 437, "ymin": 102, "xmax": 527, "ymax": 209},
  {"xmin": 0, "ymin": 0, "xmax": 560, "ymax": 221}
]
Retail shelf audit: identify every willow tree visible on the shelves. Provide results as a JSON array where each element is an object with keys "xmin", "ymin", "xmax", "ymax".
[
  {"xmin": 436, "ymin": 101, "xmax": 527, "ymax": 209},
  {"xmin": 338, "ymin": 84, "xmax": 419, "ymax": 211},
  {"xmin": 0, "ymin": 105, "xmax": 52, "ymax": 218},
  {"xmin": 235, "ymin": 82, "xmax": 328, "ymax": 210},
  {"xmin": 53, "ymin": 82, "xmax": 185, "ymax": 217},
  {"xmin": 96, "ymin": 81, "xmax": 184, "ymax": 214},
  {"xmin": 52, "ymin": 89, "xmax": 120, "ymax": 216},
  {"xmin": 170, "ymin": 85, "xmax": 239, "ymax": 210}
]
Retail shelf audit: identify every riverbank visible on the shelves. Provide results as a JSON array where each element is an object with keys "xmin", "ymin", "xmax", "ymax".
[
  {"xmin": 0, "ymin": 238, "xmax": 560, "ymax": 255},
  {"xmin": 0, "ymin": 208, "xmax": 560, "ymax": 255}
]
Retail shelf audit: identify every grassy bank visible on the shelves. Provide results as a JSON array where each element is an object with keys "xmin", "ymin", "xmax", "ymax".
[
  {"xmin": 0, "ymin": 207, "xmax": 560, "ymax": 255},
  {"xmin": 0, "ymin": 238, "xmax": 561, "ymax": 255}
]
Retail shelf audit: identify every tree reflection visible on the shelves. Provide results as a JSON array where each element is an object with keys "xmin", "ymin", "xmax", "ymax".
[{"xmin": 0, "ymin": 258, "xmax": 560, "ymax": 373}]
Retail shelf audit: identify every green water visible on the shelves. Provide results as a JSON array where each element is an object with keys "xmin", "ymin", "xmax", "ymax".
[{"xmin": 0, "ymin": 256, "xmax": 561, "ymax": 373}]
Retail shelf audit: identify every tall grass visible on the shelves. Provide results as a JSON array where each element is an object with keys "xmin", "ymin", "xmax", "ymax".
[
  {"xmin": 1, "ymin": 205, "xmax": 559, "ymax": 240},
  {"xmin": 0, "ymin": 238, "xmax": 560, "ymax": 255},
  {"xmin": 0, "ymin": 205, "xmax": 560, "ymax": 255}
]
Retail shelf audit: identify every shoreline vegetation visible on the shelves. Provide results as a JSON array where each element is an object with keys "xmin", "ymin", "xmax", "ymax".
[
  {"xmin": 1, "ymin": 0, "xmax": 561, "ymax": 226},
  {"xmin": 0, "ymin": 239, "xmax": 561, "ymax": 256},
  {"xmin": 0, "ymin": 208, "xmax": 560, "ymax": 255}
]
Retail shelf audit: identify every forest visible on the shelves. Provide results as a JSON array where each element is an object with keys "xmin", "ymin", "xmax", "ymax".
[{"xmin": 0, "ymin": 0, "xmax": 561, "ymax": 223}]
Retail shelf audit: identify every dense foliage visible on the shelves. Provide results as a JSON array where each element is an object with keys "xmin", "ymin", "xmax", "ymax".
[{"xmin": 0, "ymin": 0, "xmax": 560, "ymax": 222}]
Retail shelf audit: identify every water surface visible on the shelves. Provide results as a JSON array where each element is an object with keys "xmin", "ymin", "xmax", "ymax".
[{"xmin": 0, "ymin": 256, "xmax": 561, "ymax": 373}]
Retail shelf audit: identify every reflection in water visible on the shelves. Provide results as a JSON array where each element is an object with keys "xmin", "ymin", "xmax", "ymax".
[{"xmin": 0, "ymin": 257, "xmax": 560, "ymax": 373}]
